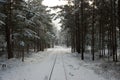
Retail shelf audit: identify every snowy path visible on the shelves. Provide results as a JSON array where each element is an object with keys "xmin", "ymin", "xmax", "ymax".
[
  {"xmin": 0, "ymin": 47, "xmax": 115, "ymax": 80},
  {"xmin": 50, "ymin": 50, "xmax": 67, "ymax": 80}
]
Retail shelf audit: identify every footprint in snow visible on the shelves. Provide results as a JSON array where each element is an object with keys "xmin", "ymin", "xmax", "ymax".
[
  {"xmin": 74, "ymin": 67, "xmax": 79, "ymax": 70},
  {"xmin": 68, "ymin": 65, "xmax": 74, "ymax": 68},
  {"xmin": 69, "ymin": 72, "xmax": 74, "ymax": 76},
  {"xmin": 44, "ymin": 76, "xmax": 48, "ymax": 80}
]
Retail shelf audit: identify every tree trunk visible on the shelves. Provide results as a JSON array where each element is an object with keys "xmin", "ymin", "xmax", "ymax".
[
  {"xmin": 91, "ymin": 0, "xmax": 95, "ymax": 61},
  {"xmin": 4, "ymin": 0, "xmax": 14, "ymax": 59},
  {"xmin": 81, "ymin": 0, "xmax": 84, "ymax": 60}
]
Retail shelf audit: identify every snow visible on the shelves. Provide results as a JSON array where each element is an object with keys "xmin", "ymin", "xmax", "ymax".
[
  {"xmin": 0, "ymin": 46, "xmax": 118, "ymax": 80},
  {"xmin": 0, "ymin": 20, "xmax": 5, "ymax": 25},
  {"xmin": 19, "ymin": 41, "xmax": 25, "ymax": 46}
]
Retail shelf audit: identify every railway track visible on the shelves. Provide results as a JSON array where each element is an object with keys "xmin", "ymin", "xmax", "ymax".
[
  {"xmin": 61, "ymin": 54, "xmax": 68, "ymax": 80},
  {"xmin": 48, "ymin": 54, "xmax": 57, "ymax": 80},
  {"xmin": 48, "ymin": 53, "xmax": 68, "ymax": 80}
]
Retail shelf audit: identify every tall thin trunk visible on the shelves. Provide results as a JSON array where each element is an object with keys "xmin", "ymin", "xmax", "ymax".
[
  {"xmin": 91, "ymin": 0, "xmax": 95, "ymax": 61},
  {"xmin": 75, "ymin": 0, "xmax": 80, "ymax": 53},
  {"xmin": 118, "ymin": 0, "xmax": 120, "ymax": 45},
  {"xmin": 81, "ymin": 0, "xmax": 84, "ymax": 60},
  {"xmin": 5, "ymin": 0, "xmax": 14, "ymax": 59}
]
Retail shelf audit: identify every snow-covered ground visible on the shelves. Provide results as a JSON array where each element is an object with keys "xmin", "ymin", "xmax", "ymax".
[{"xmin": 0, "ymin": 46, "xmax": 118, "ymax": 80}]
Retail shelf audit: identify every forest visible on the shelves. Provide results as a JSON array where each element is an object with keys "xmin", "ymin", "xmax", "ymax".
[
  {"xmin": 57, "ymin": 0, "xmax": 120, "ymax": 61},
  {"xmin": 0, "ymin": 0, "xmax": 120, "ymax": 80},
  {"xmin": 0, "ymin": 0, "xmax": 120, "ymax": 64},
  {"xmin": 0, "ymin": 0, "xmax": 56, "ymax": 61},
  {"xmin": 0, "ymin": 0, "xmax": 119, "ymax": 62}
]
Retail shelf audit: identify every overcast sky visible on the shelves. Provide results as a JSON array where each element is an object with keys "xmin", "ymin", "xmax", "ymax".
[{"xmin": 42, "ymin": 0, "xmax": 67, "ymax": 30}]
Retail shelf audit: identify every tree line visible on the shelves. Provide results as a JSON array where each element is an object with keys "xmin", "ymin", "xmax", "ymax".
[
  {"xmin": 55, "ymin": 0, "xmax": 120, "ymax": 61},
  {"xmin": 0, "ymin": 0, "xmax": 56, "ymax": 61}
]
